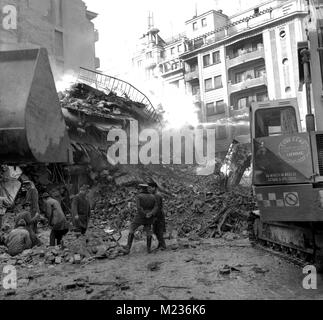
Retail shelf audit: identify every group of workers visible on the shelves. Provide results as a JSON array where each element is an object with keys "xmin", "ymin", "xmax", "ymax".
[
  {"xmin": 1, "ymin": 178, "xmax": 167, "ymax": 257},
  {"xmin": 2, "ymin": 182, "xmax": 91, "ymax": 256}
]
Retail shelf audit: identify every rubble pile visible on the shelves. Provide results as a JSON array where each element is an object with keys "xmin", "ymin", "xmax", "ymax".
[
  {"xmin": 89, "ymin": 164, "xmax": 256, "ymax": 239},
  {"xmin": 0, "ymin": 224, "xmax": 129, "ymax": 268}
]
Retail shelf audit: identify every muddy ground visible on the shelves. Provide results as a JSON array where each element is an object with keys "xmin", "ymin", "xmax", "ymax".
[{"xmin": 1, "ymin": 235, "xmax": 322, "ymax": 300}]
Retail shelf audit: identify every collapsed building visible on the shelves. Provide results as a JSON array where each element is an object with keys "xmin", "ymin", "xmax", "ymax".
[{"xmin": 0, "ymin": 48, "xmax": 161, "ymax": 215}]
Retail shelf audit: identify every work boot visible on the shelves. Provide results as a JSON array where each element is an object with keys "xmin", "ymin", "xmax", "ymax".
[
  {"xmin": 124, "ymin": 233, "xmax": 134, "ymax": 255},
  {"xmin": 159, "ymin": 239, "xmax": 167, "ymax": 251},
  {"xmin": 147, "ymin": 236, "xmax": 152, "ymax": 254},
  {"xmin": 157, "ymin": 233, "xmax": 167, "ymax": 251}
]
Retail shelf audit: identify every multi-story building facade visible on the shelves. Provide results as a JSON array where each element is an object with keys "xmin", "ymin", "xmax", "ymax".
[
  {"xmin": 133, "ymin": 0, "xmax": 311, "ymax": 151},
  {"xmin": 0, "ymin": 0, "xmax": 99, "ymax": 81}
]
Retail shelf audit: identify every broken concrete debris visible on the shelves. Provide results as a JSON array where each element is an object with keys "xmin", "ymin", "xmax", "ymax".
[
  {"xmin": 0, "ymin": 81, "xmax": 256, "ymax": 270},
  {"xmin": 0, "ymin": 162, "xmax": 255, "ymax": 268}
]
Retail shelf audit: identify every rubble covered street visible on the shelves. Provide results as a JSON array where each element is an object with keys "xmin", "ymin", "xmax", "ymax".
[
  {"xmin": 1, "ymin": 162, "xmax": 323, "ymax": 300},
  {"xmin": 1, "ymin": 236, "xmax": 323, "ymax": 300}
]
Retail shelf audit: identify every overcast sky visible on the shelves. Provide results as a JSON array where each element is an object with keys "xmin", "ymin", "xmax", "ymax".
[{"xmin": 84, "ymin": 0, "xmax": 265, "ymax": 76}]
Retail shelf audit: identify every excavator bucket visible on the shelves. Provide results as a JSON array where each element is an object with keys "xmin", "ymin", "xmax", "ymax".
[{"xmin": 0, "ymin": 48, "xmax": 71, "ymax": 164}]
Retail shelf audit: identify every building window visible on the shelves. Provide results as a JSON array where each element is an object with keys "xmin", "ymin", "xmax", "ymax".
[
  {"xmin": 206, "ymin": 100, "xmax": 225, "ymax": 116},
  {"xmin": 192, "ymin": 84, "xmax": 200, "ymax": 95},
  {"xmin": 146, "ymin": 51, "xmax": 152, "ymax": 59},
  {"xmin": 216, "ymin": 100, "xmax": 225, "ymax": 114},
  {"xmin": 137, "ymin": 60, "xmax": 142, "ymax": 67},
  {"xmin": 193, "ymin": 22, "xmax": 198, "ymax": 30},
  {"xmin": 235, "ymin": 71, "xmax": 244, "ymax": 83},
  {"xmin": 190, "ymin": 63, "xmax": 198, "ymax": 72},
  {"xmin": 202, "ymin": 18, "xmax": 207, "ymax": 27},
  {"xmin": 254, "ymin": 7, "xmax": 260, "ymax": 15},
  {"xmin": 214, "ymin": 75, "xmax": 223, "ymax": 89},
  {"xmin": 54, "ymin": 30, "xmax": 64, "ymax": 58},
  {"xmin": 171, "ymin": 47, "xmax": 175, "ymax": 55},
  {"xmin": 237, "ymin": 97, "xmax": 248, "ymax": 110},
  {"xmin": 212, "ymin": 51, "xmax": 220, "ymax": 64},
  {"xmin": 205, "ymin": 78, "xmax": 213, "ymax": 91},
  {"xmin": 206, "ymin": 102, "xmax": 215, "ymax": 116},
  {"xmin": 177, "ymin": 44, "xmax": 183, "ymax": 53},
  {"xmin": 203, "ymin": 54, "xmax": 211, "ymax": 67},
  {"xmin": 255, "ymin": 66, "xmax": 266, "ymax": 78}
]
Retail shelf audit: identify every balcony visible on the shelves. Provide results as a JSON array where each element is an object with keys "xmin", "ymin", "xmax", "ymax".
[
  {"xmin": 226, "ymin": 47, "xmax": 265, "ymax": 69},
  {"xmin": 228, "ymin": 75, "xmax": 267, "ymax": 95},
  {"xmin": 184, "ymin": 69, "xmax": 199, "ymax": 82}
]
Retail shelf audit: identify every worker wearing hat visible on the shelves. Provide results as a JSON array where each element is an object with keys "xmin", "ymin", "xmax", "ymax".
[
  {"xmin": 124, "ymin": 184, "xmax": 158, "ymax": 254},
  {"xmin": 148, "ymin": 181, "xmax": 167, "ymax": 251},
  {"xmin": 23, "ymin": 180, "xmax": 40, "ymax": 234},
  {"xmin": 71, "ymin": 185, "xmax": 91, "ymax": 235},
  {"xmin": 42, "ymin": 193, "xmax": 69, "ymax": 247}
]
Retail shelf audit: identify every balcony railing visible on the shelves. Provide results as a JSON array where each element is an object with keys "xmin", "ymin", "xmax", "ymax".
[
  {"xmin": 184, "ymin": 69, "xmax": 199, "ymax": 82},
  {"xmin": 226, "ymin": 46, "xmax": 265, "ymax": 69},
  {"xmin": 228, "ymin": 75, "xmax": 267, "ymax": 95},
  {"xmin": 160, "ymin": 61, "xmax": 184, "ymax": 76},
  {"xmin": 78, "ymin": 67, "xmax": 161, "ymax": 124}
]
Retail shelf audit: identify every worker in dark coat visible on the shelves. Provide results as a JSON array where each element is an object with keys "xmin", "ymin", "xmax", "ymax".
[
  {"xmin": 148, "ymin": 181, "xmax": 166, "ymax": 250},
  {"xmin": 15, "ymin": 203, "xmax": 41, "ymax": 247},
  {"xmin": 71, "ymin": 185, "xmax": 91, "ymax": 235},
  {"xmin": 125, "ymin": 184, "xmax": 157, "ymax": 254},
  {"xmin": 42, "ymin": 193, "xmax": 70, "ymax": 247},
  {"xmin": 24, "ymin": 181, "xmax": 40, "ymax": 234}
]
